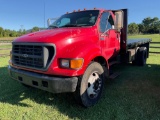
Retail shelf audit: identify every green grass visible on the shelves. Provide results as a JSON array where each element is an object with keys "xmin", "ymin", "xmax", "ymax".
[
  {"xmin": 0, "ymin": 37, "xmax": 17, "ymax": 41},
  {"xmin": 0, "ymin": 44, "xmax": 11, "ymax": 56},
  {"xmin": 0, "ymin": 34, "xmax": 160, "ymax": 120},
  {"xmin": 0, "ymin": 49, "xmax": 11, "ymax": 55},
  {"xmin": 0, "ymin": 44, "xmax": 12, "ymax": 49}
]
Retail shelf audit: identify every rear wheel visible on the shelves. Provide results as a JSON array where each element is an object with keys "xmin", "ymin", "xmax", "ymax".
[
  {"xmin": 132, "ymin": 47, "xmax": 147, "ymax": 66},
  {"xmin": 74, "ymin": 62, "xmax": 104, "ymax": 107},
  {"xmin": 137, "ymin": 47, "xmax": 147, "ymax": 66}
]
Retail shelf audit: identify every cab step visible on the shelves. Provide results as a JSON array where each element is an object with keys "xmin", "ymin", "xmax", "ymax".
[
  {"xmin": 109, "ymin": 61, "xmax": 120, "ymax": 66},
  {"xmin": 109, "ymin": 72, "xmax": 120, "ymax": 79}
]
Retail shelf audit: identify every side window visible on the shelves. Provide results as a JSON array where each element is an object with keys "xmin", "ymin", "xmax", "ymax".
[
  {"xmin": 100, "ymin": 12, "xmax": 109, "ymax": 33},
  {"xmin": 99, "ymin": 12, "xmax": 114, "ymax": 32},
  {"xmin": 107, "ymin": 15, "xmax": 114, "ymax": 30}
]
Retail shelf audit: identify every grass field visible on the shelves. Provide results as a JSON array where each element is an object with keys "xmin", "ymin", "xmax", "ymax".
[
  {"xmin": 0, "ymin": 44, "xmax": 12, "ymax": 56},
  {"xmin": 0, "ymin": 37, "xmax": 17, "ymax": 41},
  {"xmin": 0, "ymin": 34, "xmax": 160, "ymax": 120},
  {"xmin": 0, "ymin": 37, "xmax": 13, "ymax": 56},
  {"xmin": 0, "ymin": 44, "xmax": 12, "ymax": 49}
]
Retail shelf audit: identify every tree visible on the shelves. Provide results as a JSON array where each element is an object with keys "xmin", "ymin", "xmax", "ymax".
[
  {"xmin": 10, "ymin": 30, "xmax": 18, "ymax": 37},
  {"xmin": 151, "ymin": 17, "xmax": 160, "ymax": 33},
  {"xmin": 31, "ymin": 27, "xmax": 39, "ymax": 32},
  {"xmin": 0, "ymin": 27, "xmax": 3, "ymax": 37},
  {"xmin": 128, "ymin": 23, "xmax": 139, "ymax": 34},
  {"xmin": 22, "ymin": 29, "xmax": 26, "ymax": 35},
  {"xmin": 142, "ymin": 17, "xmax": 152, "ymax": 33},
  {"xmin": 0, "ymin": 26, "xmax": 38, "ymax": 38},
  {"xmin": 142, "ymin": 17, "xmax": 160, "ymax": 34},
  {"xmin": 3, "ymin": 29, "xmax": 10, "ymax": 37},
  {"xmin": 138, "ymin": 24, "xmax": 145, "ymax": 34}
]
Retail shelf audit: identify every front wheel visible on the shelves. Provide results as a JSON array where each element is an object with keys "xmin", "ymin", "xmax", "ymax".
[{"xmin": 74, "ymin": 62, "xmax": 104, "ymax": 107}]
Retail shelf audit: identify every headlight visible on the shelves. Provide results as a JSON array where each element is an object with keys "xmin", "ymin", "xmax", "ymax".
[
  {"xmin": 60, "ymin": 58, "xmax": 83, "ymax": 69},
  {"xmin": 61, "ymin": 59, "xmax": 70, "ymax": 68}
]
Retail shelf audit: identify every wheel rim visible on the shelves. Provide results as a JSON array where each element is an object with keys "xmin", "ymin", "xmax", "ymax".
[{"xmin": 87, "ymin": 72, "xmax": 102, "ymax": 99}]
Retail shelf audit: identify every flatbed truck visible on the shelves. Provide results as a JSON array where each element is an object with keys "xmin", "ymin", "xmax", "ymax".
[{"xmin": 8, "ymin": 8, "xmax": 151, "ymax": 107}]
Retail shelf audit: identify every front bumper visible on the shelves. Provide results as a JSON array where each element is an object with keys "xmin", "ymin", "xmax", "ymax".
[{"xmin": 8, "ymin": 66, "xmax": 78, "ymax": 93}]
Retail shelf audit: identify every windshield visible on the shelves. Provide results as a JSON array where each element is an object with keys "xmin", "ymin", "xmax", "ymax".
[{"xmin": 49, "ymin": 10, "xmax": 99, "ymax": 28}]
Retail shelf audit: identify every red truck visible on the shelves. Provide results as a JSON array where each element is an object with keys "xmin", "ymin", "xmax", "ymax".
[{"xmin": 8, "ymin": 8, "xmax": 151, "ymax": 107}]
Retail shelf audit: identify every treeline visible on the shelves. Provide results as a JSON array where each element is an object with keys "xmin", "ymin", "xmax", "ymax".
[
  {"xmin": 0, "ymin": 26, "xmax": 40, "ymax": 37},
  {"xmin": 0, "ymin": 17, "xmax": 160, "ymax": 37},
  {"xmin": 128, "ymin": 17, "xmax": 160, "ymax": 34}
]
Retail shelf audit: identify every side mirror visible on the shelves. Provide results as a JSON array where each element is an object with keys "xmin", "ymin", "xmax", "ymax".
[
  {"xmin": 47, "ymin": 19, "xmax": 51, "ymax": 27},
  {"xmin": 47, "ymin": 18, "xmax": 58, "ymax": 27},
  {"xmin": 114, "ymin": 11, "xmax": 124, "ymax": 31}
]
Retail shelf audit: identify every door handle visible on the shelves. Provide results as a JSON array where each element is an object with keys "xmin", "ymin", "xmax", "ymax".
[{"xmin": 117, "ymin": 34, "xmax": 119, "ymax": 39}]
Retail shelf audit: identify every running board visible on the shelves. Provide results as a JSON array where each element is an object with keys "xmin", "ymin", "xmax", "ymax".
[
  {"xmin": 109, "ymin": 72, "xmax": 120, "ymax": 79},
  {"xmin": 109, "ymin": 61, "xmax": 120, "ymax": 66}
]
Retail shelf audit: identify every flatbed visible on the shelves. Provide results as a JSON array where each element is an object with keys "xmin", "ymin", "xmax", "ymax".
[{"xmin": 127, "ymin": 38, "xmax": 152, "ymax": 48}]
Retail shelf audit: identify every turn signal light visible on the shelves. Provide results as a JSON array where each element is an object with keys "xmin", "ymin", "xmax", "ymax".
[
  {"xmin": 70, "ymin": 59, "xmax": 83, "ymax": 69},
  {"xmin": 60, "ymin": 58, "xmax": 84, "ymax": 69}
]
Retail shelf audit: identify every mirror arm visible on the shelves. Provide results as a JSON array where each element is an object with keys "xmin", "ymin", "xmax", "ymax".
[
  {"xmin": 101, "ymin": 30, "xmax": 109, "ymax": 37},
  {"xmin": 47, "ymin": 19, "xmax": 51, "ymax": 27}
]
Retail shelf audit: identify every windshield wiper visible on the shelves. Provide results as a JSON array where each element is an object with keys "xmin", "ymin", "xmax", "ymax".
[
  {"xmin": 60, "ymin": 24, "xmax": 93, "ymax": 28},
  {"xmin": 60, "ymin": 24, "xmax": 80, "ymax": 27},
  {"xmin": 48, "ymin": 25, "xmax": 59, "ymax": 28},
  {"xmin": 49, "ymin": 24, "xmax": 90, "ymax": 28}
]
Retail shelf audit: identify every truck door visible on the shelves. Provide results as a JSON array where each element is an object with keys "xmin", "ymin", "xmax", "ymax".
[{"xmin": 99, "ymin": 11, "xmax": 120, "ymax": 59}]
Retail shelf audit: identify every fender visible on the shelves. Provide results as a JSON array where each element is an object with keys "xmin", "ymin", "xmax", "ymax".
[{"xmin": 67, "ymin": 42, "xmax": 105, "ymax": 75}]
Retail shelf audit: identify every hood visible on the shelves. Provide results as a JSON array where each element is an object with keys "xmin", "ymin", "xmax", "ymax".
[{"xmin": 13, "ymin": 27, "xmax": 97, "ymax": 43}]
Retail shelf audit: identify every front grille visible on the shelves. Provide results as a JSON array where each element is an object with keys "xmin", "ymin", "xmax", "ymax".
[
  {"xmin": 13, "ymin": 55, "xmax": 44, "ymax": 68},
  {"xmin": 13, "ymin": 45, "xmax": 43, "ymax": 56},
  {"xmin": 12, "ymin": 43, "xmax": 55, "ymax": 70}
]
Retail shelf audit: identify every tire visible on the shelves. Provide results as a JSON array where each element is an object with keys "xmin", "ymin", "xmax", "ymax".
[
  {"xmin": 74, "ymin": 62, "xmax": 104, "ymax": 107},
  {"xmin": 137, "ymin": 47, "xmax": 147, "ymax": 66},
  {"xmin": 132, "ymin": 47, "xmax": 139, "ymax": 65},
  {"xmin": 132, "ymin": 60, "xmax": 137, "ymax": 65},
  {"xmin": 132, "ymin": 47, "xmax": 147, "ymax": 66}
]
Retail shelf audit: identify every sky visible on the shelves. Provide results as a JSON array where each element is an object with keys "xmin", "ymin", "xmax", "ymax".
[{"xmin": 0, "ymin": 0, "xmax": 160, "ymax": 31}]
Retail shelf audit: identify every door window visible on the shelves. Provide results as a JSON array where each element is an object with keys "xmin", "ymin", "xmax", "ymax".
[{"xmin": 99, "ymin": 12, "xmax": 114, "ymax": 32}]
